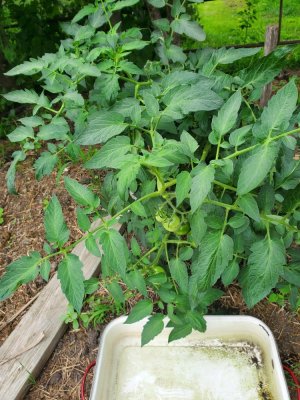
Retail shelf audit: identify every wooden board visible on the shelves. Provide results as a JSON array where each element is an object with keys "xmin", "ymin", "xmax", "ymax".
[{"xmin": 0, "ymin": 221, "xmax": 121, "ymax": 400}]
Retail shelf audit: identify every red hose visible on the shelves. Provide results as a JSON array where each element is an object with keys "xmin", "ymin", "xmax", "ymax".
[
  {"xmin": 283, "ymin": 364, "xmax": 300, "ymax": 400},
  {"xmin": 80, "ymin": 360, "xmax": 299, "ymax": 400},
  {"xmin": 80, "ymin": 360, "xmax": 96, "ymax": 400}
]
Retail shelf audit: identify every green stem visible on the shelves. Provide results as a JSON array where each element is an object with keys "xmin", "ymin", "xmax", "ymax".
[
  {"xmin": 200, "ymin": 142, "xmax": 211, "ymax": 162},
  {"xmin": 213, "ymin": 180, "xmax": 237, "ymax": 192},
  {"xmin": 132, "ymin": 245, "xmax": 160, "ymax": 268},
  {"xmin": 243, "ymin": 97, "xmax": 257, "ymax": 122},
  {"xmin": 100, "ymin": 0, "xmax": 113, "ymax": 30}
]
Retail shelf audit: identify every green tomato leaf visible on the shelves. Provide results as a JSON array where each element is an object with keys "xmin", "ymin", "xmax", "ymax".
[
  {"xmin": 171, "ymin": 16, "xmax": 206, "ymax": 42},
  {"xmin": 221, "ymin": 259, "xmax": 239, "ymax": 286},
  {"xmin": 76, "ymin": 112, "xmax": 128, "ymax": 145},
  {"xmin": 186, "ymin": 310, "xmax": 206, "ymax": 332},
  {"xmin": 4, "ymin": 59, "xmax": 45, "ymax": 76},
  {"xmin": 117, "ymin": 160, "xmax": 140, "ymax": 200},
  {"xmin": 85, "ymin": 136, "xmax": 131, "ymax": 169},
  {"xmin": 240, "ymin": 238, "xmax": 286, "ymax": 308},
  {"xmin": 44, "ymin": 195, "xmax": 70, "ymax": 247},
  {"xmin": 76, "ymin": 207, "xmax": 91, "ymax": 231},
  {"xmin": 8, "ymin": 126, "xmax": 34, "ymax": 142},
  {"xmin": 6, "ymin": 150, "xmax": 26, "ymax": 194},
  {"xmin": 190, "ymin": 165, "xmax": 215, "ymax": 213},
  {"xmin": 125, "ymin": 299, "xmax": 153, "ymax": 323},
  {"xmin": 191, "ymin": 231, "xmax": 233, "ymax": 290},
  {"xmin": 34, "ymin": 151, "xmax": 58, "ymax": 180},
  {"xmin": 169, "ymin": 258, "xmax": 189, "ymax": 293},
  {"xmin": 98, "ymin": 229, "xmax": 129, "ymax": 278},
  {"xmin": 189, "ymin": 209, "xmax": 207, "ymax": 246},
  {"xmin": 85, "ymin": 235, "xmax": 102, "ymax": 257},
  {"xmin": 141, "ymin": 313, "xmax": 164, "ymax": 346},
  {"xmin": 106, "ymin": 281, "xmax": 125, "ymax": 304},
  {"xmin": 57, "ymin": 253, "xmax": 84, "ymax": 313},
  {"xmin": 176, "ymin": 171, "xmax": 192, "ymax": 206},
  {"xmin": 237, "ymin": 143, "xmax": 279, "ymax": 195},
  {"xmin": 37, "ymin": 118, "xmax": 69, "ymax": 141},
  {"xmin": 64, "ymin": 176, "xmax": 100, "ymax": 209},
  {"xmin": 168, "ymin": 324, "xmax": 192, "ymax": 343},
  {"xmin": 143, "ymin": 92, "xmax": 160, "ymax": 117},
  {"xmin": 126, "ymin": 269, "xmax": 147, "ymax": 296},
  {"xmin": 40, "ymin": 259, "xmax": 51, "ymax": 282},
  {"xmin": 72, "ymin": 4, "xmax": 96, "ymax": 23},
  {"xmin": 212, "ymin": 90, "xmax": 242, "ymax": 138},
  {"xmin": 3, "ymin": 89, "xmax": 39, "ymax": 104},
  {"xmin": 0, "ymin": 252, "xmax": 41, "ymax": 301},
  {"xmin": 237, "ymin": 193, "xmax": 260, "ymax": 222}
]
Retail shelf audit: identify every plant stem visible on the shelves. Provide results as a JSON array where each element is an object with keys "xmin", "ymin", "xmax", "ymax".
[
  {"xmin": 243, "ymin": 97, "xmax": 257, "ymax": 122},
  {"xmin": 100, "ymin": 0, "xmax": 113, "ymax": 30},
  {"xmin": 213, "ymin": 180, "xmax": 237, "ymax": 192}
]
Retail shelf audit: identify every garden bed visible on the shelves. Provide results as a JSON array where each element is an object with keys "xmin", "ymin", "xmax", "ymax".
[{"xmin": 0, "ymin": 156, "xmax": 299, "ymax": 400}]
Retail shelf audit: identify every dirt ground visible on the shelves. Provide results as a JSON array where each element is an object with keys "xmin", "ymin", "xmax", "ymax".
[{"xmin": 0, "ymin": 152, "xmax": 299, "ymax": 400}]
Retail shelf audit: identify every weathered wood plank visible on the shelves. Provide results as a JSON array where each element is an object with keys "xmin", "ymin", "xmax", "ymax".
[
  {"xmin": 0, "ymin": 221, "xmax": 121, "ymax": 400},
  {"xmin": 260, "ymin": 25, "xmax": 279, "ymax": 107}
]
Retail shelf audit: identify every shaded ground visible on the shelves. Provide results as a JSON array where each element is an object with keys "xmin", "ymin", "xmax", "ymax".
[{"xmin": 0, "ymin": 154, "xmax": 299, "ymax": 400}]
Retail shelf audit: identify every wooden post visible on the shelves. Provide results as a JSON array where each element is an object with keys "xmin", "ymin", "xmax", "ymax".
[{"xmin": 260, "ymin": 25, "xmax": 279, "ymax": 107}]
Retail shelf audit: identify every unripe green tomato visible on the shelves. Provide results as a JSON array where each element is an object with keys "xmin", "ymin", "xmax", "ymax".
[
  {"xmin": 155, "ymin": 211, "xmax": 165, "ymax": 223},
  {"xmin": 151, "ymin": 265, "xmax": 165, "ymax": 274},
  {"xmin": 162, "ymin": 214, "xmax": 180, "ymax": 232},
  {"xmin": 175, "ymin": 223, "xmax": 190, "ymax": 236}
]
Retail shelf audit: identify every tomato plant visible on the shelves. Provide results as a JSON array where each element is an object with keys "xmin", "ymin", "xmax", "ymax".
[{"xmin": 0, "ymin": 0, "xmax": 299, "ymax": 346}]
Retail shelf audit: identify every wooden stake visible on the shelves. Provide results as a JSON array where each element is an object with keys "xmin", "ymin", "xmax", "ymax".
[{"xmin": 260, "ymin": 25, "xmax": 279, "ymax": 107}]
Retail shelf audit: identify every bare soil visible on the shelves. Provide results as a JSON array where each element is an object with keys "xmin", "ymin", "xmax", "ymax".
[{"xmin": 0, "ymin": 153, "xmax": 299, "ymax": 400}]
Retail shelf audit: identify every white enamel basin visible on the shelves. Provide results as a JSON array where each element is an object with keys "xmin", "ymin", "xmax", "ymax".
[{"xmin": 90, "ymin": 315, "xmax": 290, "ymax": 400}]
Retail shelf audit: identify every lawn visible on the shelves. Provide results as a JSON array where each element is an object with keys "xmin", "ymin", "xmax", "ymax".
[{"xmin": 194, "ymin": 0, "xmax": 300, "ymax": 46}]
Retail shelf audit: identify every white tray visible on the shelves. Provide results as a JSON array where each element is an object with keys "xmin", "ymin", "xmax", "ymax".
[{"xmin": 90, "ymin": 315, "xmax": 290, "ymax": 400}]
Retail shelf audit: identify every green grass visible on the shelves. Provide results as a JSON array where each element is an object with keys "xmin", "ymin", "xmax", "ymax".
[{"xmin": 192, "ymin": 0, "xmax": 300, "ymax": 66}]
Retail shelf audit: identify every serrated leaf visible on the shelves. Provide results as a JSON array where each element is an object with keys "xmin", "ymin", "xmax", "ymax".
[
  {"xmin": 8, "ymin": 126, "xmax": 34, "ymax": 142},
  {"xmin": 85, "ymin": 136, "xmax": 131, "ymax": 169},
  {"xmin": 34, "ymin": 151, "xmax": 58, "ymax": 180},
  {"xmin": 237, "ymin": 194, "xmax": 260, "ymax": 222},
  {"xmin": 148, "ymin": 0, "xmax": 165, "ymax": 7},
  {"xmin": 168, "ymin": 324, "xmax": 192, "ymax": 342},
  {"xmin": 126, "ymin": 269, "xmax": 147, "ymax": 296},
  {"xmin": 98, "ymin": 229, "xmax": 129, "ymax": 278},
  {"xmin": 107, "ymin": 281, "xmax": 125, "ymax": 304},
  {"xmin": 121, "ymin": 40, "xmax": 149, "ymax": 51},
  {"xmin": 40, "ymin": 259, "xmax": 51, "ymax": 282},
  {"xmin": 131, "ymin": 201, "xmax": 147, "ymax": 217},
  {"xmin": 78, "ymin": 63, "xmax": 101, "ymax": 77},
  {"xmin": 180, "ymin": 130, "xmax": 198, "ymax": 156},
  {"xmin": 44, "ymin": 195, "xmax": 70, "ymax": 246},
  {"xmin": 5, "ymin": 59, "xmax": 45, "ymax": 76},
  {"xmin": 3, "ymin": 89, "xmax": 39, "ymax": 104},
  {"xmin": 212, "ymin": 90, "xmax": 242, "ymax": 138},
  {"xmin": 240, "ymin": 238, "xmax": 285, "ymax": 308},
  {"xmin": 191, "ymin": 232, "xmax": 233, "ymax": 290},
  {"xmin": 77, "ymin": 112, "xmax": 127, "ymax": 145},
  {"xmin": 72, "ymin": 4, "xmax": 96, "ymax": 23},
  {"xmin": 57, "ymin": 253, "xmax": 84, "ymax": 312},
  {"xmin": 64, "ymin": 176, "xmax": 100, "ymax": 209},
  {"xmin": 113, "ymin": 0, "xmax": 140, "ymax": 11},
  {"xmin": 189, "ymin": 208, "xmax": 207, "ymax": 246},
  {"xmin": 221, "ymin": 259, "xmax": 239, "ymax": 285},
  {"xmin": 169, "ymin": 258, "xmax": 189, "ymax": 293},
  {"xmin": 171, "ymin": 16, "xmax": 205, "ymax": 41},
  {"xmin": 125, "ymin": 299, "xmax": 153, "ymax": 323},
  {"xmin": 254, "ymin": 80, "xmax": 298, "ymax": 139},
  {"xmin": 190, "ymin": 165, "xmax": 215, "ymax": 213},
  {"xmin": 18, "ymin": 116, "xmax": 43, "ymax": 127},
  {"xmin": 130, "ymin": 237, "xmax": 141, "ymax": 256},
  {"xmin": 237, "ymin": 143, "xmax": 279, "ymax": 195},
  {"xmin": 38, "ymin": 119, "xmax": 69, "ymax": 141},
  {"xmin": 0, "ymin": 252, "xmax": 41, "ymax": 301},
  {"xmin": 75, "ymin": 25, "xmax": 95, "ymax": 41},
  {"xmin": 186, "ymin": 310, "xmax": 206, "ymax": 332},
  {"xmin": 229, "ymin": 125, "xmax": 252, "ymax": 147},
  {"xmin": 176, "ymin": 171, "xmax": 191, "ymax": 206},
  {"xmin": 85, "ymin": 235, "xmax": 102, "ymax": 257},
  {"xmin": 119, "ymin": 61, "xmax": 143, "ymax": 75},
  {"xmin": 141, "ymin": 314, "xmax": 164, "ymax": 346},
  {"xmin": 6, "ymin": 150, "xmax": 26, "ymax": 194},
  {"xmin": 143, "ymin": 92, "xmax": 159, "ymax": 117},
  {"xmin": 76, "ymin": 207, "xmax": 91, "ymax": 231},
  {"xmin": 117, "ymin": 160, "xmax": 140, "ymax": 200},
  {"xmin": 228, "ymin": 214, "xmax": 248, "ymax": 229}
]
